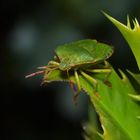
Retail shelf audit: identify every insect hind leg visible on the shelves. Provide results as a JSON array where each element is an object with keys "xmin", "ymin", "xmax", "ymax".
[
  {"xmin": 85, "ymin": 68, "xmax": 112, "ymax": 88},
  {"xmin": 80, "ymin": 70, "xmax": 98, "ymax": 93}
]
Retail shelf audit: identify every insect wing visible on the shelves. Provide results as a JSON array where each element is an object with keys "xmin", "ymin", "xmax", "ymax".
[{"xmin": 55, "ymin": 39, "xmax": 113, "ymax": 70}]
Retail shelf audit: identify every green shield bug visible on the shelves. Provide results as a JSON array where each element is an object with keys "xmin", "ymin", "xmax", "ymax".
[{"xmin": 26, "ymin": 39, "xmax": 113, "ymax": 100}]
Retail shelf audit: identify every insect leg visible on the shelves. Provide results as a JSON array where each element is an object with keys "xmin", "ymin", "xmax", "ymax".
[
  {"xmin": 48, "ymin": 60, "xmax": 59, "ymax": 66},
  {"xmin": 74, "ymin": 70, "xmax": 81, "ymax": 91},
  {"xmin": 80, "ymin": 70, "xmax": 98, "ymax": 92},
  {"xmin": 103, "ymin": 69, "xmax": 112, "ymax": 88},
  {"xmin": 71, "ymin": 70, "xmax": 82, "ymax": 102},
  {"xmin": 103, "ymin": 60, "xmax": 110, "ymax": 68},
  {"xmin": 85, "ymin": 68, "xmax": 112, "ymax": 87},
  {"xmin": 85, "ymin": 68, "xmax": 112, "ymax": 80},
  {"xmin": 69, "ymin": 79, "xmax": 77, "ymax": 93},
  {"xmin": 93, "ymin": 69, "xmax": 112, "ymax": 88},
  {"xmin": 67, "ymin": 70, "xmax": 77, "ymax": 93},
  {"xmin": 85, "ymin": 69, "xmax": 111, "ymax": 73}
]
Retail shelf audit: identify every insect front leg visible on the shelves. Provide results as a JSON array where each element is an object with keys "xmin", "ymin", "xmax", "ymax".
[
  {"xmin": 48, "ymin": 60, "xmax": 59, "ymax": 66},
  {"xmin": 66, "ymin": 70, "xmax": 79, "ymax": 103},
  {"xmin": 70, "ymin": 70, "xmax": 82, "ymax": 103},
  {"xmin": 67, "ymin": 70, "xmax": 77, "ymax": 93}
]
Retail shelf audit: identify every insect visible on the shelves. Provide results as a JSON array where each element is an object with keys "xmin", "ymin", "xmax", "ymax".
[{"xmin": 26, "ymin": 39, "xmax": 113, "ymax": 100}]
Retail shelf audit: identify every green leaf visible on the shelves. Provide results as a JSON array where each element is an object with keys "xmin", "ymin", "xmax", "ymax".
[
  {"xmin": 88, "ymin": 70, "xmax": 140, "ymax": 140},
  {"xmin": 128, "ymin": 94, "xmax": 140, "ymax": 101},
  {"xmin": 27, "ymin": 12, "xmax": 140, "ymax": 140},
  {"xmin": 103, "ymin": 12, "xmax": 140, "ymax": 70},
  {"xmin": 127, "ymin": 70, "xmax": 140, "ymax": 85},
  {"xmin": 83, "ymin": 106, "xmax": 103, "ymax": 140},
  {"xmin": 43, "ymin": 66, "xmax": 140, "ymax": 140}
]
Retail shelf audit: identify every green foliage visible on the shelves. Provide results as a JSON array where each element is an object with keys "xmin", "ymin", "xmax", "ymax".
[
  {"xmin": 44, "ymin": 65, "xmax": 140, "ymax": 140},
  {"xmin": 103, "ymin": 12, "xmax": 140, "ymax": 70},
  {"xmin": 84, "ymin": 13, "xmax": 140, "ymax": 140},
  {"xmin": 32, "ymin": 12, "xmax": 140, "ymax": 140},
  {"xmin": 84, "ymin": 70, "xmax": 140, "ymax": 140}
]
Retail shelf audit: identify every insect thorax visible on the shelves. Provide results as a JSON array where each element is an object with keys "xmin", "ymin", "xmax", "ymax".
[{"xmin": 59, "ymin": 61, "xmax": 71, "ymax": 71}]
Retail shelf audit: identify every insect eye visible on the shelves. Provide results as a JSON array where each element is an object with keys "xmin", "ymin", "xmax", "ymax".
[
  {"xmin": 54, "ymin": 56, "xmax": 57, "ymax": 60},
  {"xmin": 54, "ymin": 55, "xmax": 60, "ymax": 62}
]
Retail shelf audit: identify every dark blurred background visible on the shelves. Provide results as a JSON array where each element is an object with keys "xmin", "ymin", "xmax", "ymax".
[{"xmin": 2, "ymin": 0, "xmax": 140, "ymax": 140}]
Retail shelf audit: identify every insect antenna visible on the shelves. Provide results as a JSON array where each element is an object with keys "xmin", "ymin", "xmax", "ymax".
[
  {"xmin": 25, "ymin": 66, "xmax": 51, "ymax": 78},
  {"xmin": 25, "ymin": 70, "xmax": 44, "ymax": 78}
]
